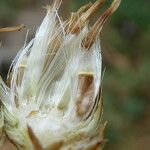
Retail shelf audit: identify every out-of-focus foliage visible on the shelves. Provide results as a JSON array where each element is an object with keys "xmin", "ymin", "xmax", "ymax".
[
  {"xmin": 0, "ymin": 0, "xmax": 150, "ymax": 150},
  {"xmin": 0, "ymin": 0, "xmax": 19, "ymax": 24}
]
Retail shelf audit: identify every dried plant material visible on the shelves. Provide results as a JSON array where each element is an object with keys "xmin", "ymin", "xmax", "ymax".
[
  {"xmin": 0, "ymin": 24, "xmax": 25, "ymax": 33},
  {"xmin": 45, "ymin": 141, "xmax": 64, "ymax": 150},
  {"xmin": 76, "ymin": 2, "xmax": 93, "ymax": 15},
  {"xmin": 66, "ymin": 2, "xmax": 93, "ymax": 33},
  {"xmin": 67, "ymin": 0, "xmax": 106, "ymax": 34},
  {"xmin": 0, "ymin": 0, "xmax": 121, "ymax": 149},
  {"xmin": 27, "ymin": 110, "xmax": 39, "ymax": 118},
  {"xmin": 82, "ymin": 0, "xmax": 121, "ymax": 49},
  {"xmin": 28, "ymin": 126, "xmax": 43, "ymax": 150},
  {"xmin": 75, "ymin": 73, "xmax": 95, "ymax": 117}
]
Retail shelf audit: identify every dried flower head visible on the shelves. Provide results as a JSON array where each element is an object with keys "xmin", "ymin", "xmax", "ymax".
[{"xmin": 0, "ymin": 0, "xmax": 121, "ymax": 149}]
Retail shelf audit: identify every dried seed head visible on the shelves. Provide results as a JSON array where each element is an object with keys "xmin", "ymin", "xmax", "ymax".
[{"xmin": 0, "ymin": 0, "xmax": 121, "ymax": 149}]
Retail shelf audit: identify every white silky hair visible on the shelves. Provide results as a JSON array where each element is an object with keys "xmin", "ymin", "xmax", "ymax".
[{"xmin": 0, "ymin": 2, "xmax": 102, "ymax": 148}]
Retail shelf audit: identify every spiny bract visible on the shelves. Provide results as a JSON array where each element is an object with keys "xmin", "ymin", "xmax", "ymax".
[{"xmin": 0, "ymin": 0, "xmax": 121, "ymax": 149}]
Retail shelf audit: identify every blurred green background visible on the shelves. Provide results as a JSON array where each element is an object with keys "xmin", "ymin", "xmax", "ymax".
[{"xmin": 0, "ymin": 0, "xmax": 150, "ymax": 149}]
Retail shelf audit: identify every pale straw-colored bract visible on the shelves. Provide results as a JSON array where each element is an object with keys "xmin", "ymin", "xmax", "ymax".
[{"xmin": 0, "ymin": 0, "xmax": 121, "ymax": 149}]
